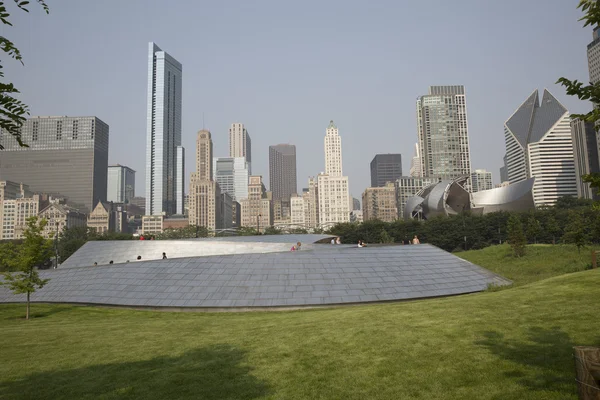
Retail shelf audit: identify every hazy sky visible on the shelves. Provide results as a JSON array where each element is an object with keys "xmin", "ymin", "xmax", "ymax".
[{"xmin": 3, "ymin": 0, "xmax": 593, "ymax": 200}]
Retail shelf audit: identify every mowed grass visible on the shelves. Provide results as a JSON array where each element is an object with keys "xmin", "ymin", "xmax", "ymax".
[
  {"xmin": 457, "ymin": 244, "xmax": 594, "ymax": 286},
  {"xmin": 1, "ymin": 245, "xmax": 599, "ymax": 400}
]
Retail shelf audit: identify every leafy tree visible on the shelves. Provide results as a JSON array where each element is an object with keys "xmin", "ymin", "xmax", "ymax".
[
  {"xmin": 263, "ymin": 226, "xmax": 282, "ymax": 235},
  {"xmin": 378, "ymin": 229, "xmax": 394, "ymax": 244},
  {"xmin": 544, "ymin": 214, "xmax": 561, "ymax": 245},
  {"xmin": 0, "ymin": 0, "xmax": 50, "ymax": 149},
  {"xmin": 525, "ymin": 214, "xmax": 541, "ymax": 244},
  {"xmin": 562, "ymin": 211, "xmax": 588, "ymax": 253},
  {"xmin": 558, "ymin": 1, "xmax": 600, "ymax": 195},
  {"xmin": 155, "ymin": 225, "xmax": 208, "ymax": 239},
  {"xmin": 507, "ymin": 214, "xmax": 526, "ymax": 257},
  {"xmin": 236, "ymin": 226, "xmax": 258, "ymax": 236},
  {"xmin": 0, "ymin": 216, "xmax": 52, "ymax": 319},
  {"xmin": 0, "ymin": 240, "xmax": 18, "ymax": 271}
]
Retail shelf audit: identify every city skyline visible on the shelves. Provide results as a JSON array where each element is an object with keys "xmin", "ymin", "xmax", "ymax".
[{"xmin": 3, "ymin": 1, "xmax": 592, "ymax": 198}]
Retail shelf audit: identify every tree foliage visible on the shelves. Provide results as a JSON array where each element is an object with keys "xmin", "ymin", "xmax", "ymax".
[
  {"xmin": 155, "ymin": 225, "xmax": 208, "ymax": 240},
  {"xmin": 0, "ymin": 0, "xmax": 49, "ymax": 149},
  {"xmin": 0, "ymin": 216, "xmax": 52, "ymax": 319},
  {"xmin": 525, "ymin": 214, "xmax": 541, "ymax": 244},
  {"xmin": 562, "ymin": 211, "xmax": 588, "ymax": 253},
  {"xmin": 507, "ymin": 214, "xmax": 527, "ymax": 257},
  {"xmin": 327, "ymin": 198, "xmax": 600, "ymax": 253},
  {"xmin": 558, "ymin": 1, "xmax": 600, "ymax": 197}
]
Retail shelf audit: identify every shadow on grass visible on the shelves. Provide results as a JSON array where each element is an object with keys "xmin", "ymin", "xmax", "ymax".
[
  {"xmin": 1, "ymin": 304, "xmax": 76, "ymax": 320},
  {"xmin": 475, "ymin": 327, "xmax": 577, "ymax": 396},
  {"xmin": 0, "ymin": 344, "xmax": 270, "ymax": 400}
]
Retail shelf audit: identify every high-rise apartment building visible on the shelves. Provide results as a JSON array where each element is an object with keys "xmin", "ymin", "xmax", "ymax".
[
  {"xmin": 370, "ymin": 154, "xmax": 403, "ymax": 187},
  {"xmin": 107, "ymin": 165, "xmax": 135, "ymax": 204},
  {"xmin": 213, "ymin": 157, "xmax": 249, "ymax": 202},
  {"xmin": 396, "ymin": 176, "xmax": 439, "ymax": 218},
  {"xmin": 189, "ymin": 130, "xmax": 221, "ymax": 230},
  {"xmin": 239, "ymin": 175, "xmax": 271, "ymax": 232},
  {"xmin": 588, "ymin": 26, "xmax": 600, "ymax": 85},
  {"xmin": 362, "ymin": 183, "xmax": 397, "ymax": 222},
  {"xmin": 0, "ymin": 181, "xmax": 41, "ymax": 240},
  {"xmin": 269, "ymin": 144, "xmax": 297, "ymax": 201},
  {"xmin": 0, "ymin": 116, "xmax": 109, "ymax": 213},
  {"xmin": 416, "ymin": 86, "xmax": 471, "ymax": 181},
  {"xmin": 586, "ymin": 26, "xmax": 600, "ymax": 178},
  {"xmin": 504, "ymin": 89, "xmax": 577, "ymax": 206},
  {"xmin": 471, "ymin": 169, "xmax": 493, "ymax": 193},
  {"xmin": 318, "ymin": 121, "xmax": 350, "ymax": 226},
  {"xmin": 229, "ymin": 123, "xmax": 252, "ymax": 174},
  {"xmin": 571, "ymin": 119, "xmax": 600, "ymax": 200},
  {"xmin": 290, "ymin": 195, "xmax": 305, "ymax": 227},
  {"xmin": 145, "ymin": 42, "xmax": 184, "ymax": 216},
  {"xmin": 409, "ymin": 143, "xmax": 422, "ymax": 177}
]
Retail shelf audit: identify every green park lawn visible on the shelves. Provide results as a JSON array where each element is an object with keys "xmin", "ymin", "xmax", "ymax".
[{"xmin": 0, "ymin": 244, "xmax": 599, "ymax": 400}]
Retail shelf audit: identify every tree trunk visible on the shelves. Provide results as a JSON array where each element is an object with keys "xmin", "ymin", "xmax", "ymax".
[{"xmin": 26, "ymin": 291, "xmax": 30, "ymax": 320}]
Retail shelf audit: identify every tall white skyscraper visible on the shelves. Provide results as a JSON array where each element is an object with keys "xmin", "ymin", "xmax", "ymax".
[
  {"xmin": 229, "ymin": 123, "xmax": 252, "ymax": 174},
  {"xmin": 318, "ymin": 120, "xmax": 350, "ymax": 226},
  {"xmin": 416, "ymin": 86, "xmax": 471, "ymax": 180},
  {"xmin": 324, "ymin": 121, "xmax": 342, "ymax": 176},
  {"xmin": 504, "ymin": 89, "xmax": 577, "ymax": 206},
  {"xmin": 213, "ymin": 157, "xmax": 249, "ymax": 202},
  {"xmin": 409, "ymin": 143, "xmax": 422, "ymax": 178},
  {"xmin": 145, "ymin": 42, "xmax": 183, "ymax": 216}
]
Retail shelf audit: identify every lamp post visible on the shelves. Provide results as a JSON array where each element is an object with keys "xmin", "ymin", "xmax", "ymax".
[
  {"xmin": 54, "ymin": 221, "xmax": 59, "ymax": 269},
  {"xmin": 257, "ymin": 213, "xmax": 261, "ymax": 235}
]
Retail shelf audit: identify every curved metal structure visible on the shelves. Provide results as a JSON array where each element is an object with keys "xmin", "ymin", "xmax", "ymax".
[{"xmin": 404, "ymin": 177, "xmax": 535, "ymax": 220}]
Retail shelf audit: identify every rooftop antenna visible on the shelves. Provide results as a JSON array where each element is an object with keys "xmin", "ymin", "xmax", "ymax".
[{"xmin": 202, "ymin": 112, "xmax": 205, "ymax": 130}]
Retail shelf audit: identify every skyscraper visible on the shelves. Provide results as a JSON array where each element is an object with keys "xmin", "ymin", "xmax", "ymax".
[
  {"xmin": 471, "ymin": 169, "xmax": 493, "ymax": 192},
  {"xmin": 189, "ymin": 130, "xmax": 221, "ymax": 230},
  {"xmin": 416, "ymin": 86, "xmax": 471, "ymax": 180},
  {"xmin": 0, "ymin": 116, "xmax": 109, "ymax": 212},
  {"xmin": 239, "ymin": 176, "xmax": 271, "ymax": 232},
  {"xmin": 213, "ymin": 157, "xmax": 249, "ymax": 202},
  {"xmin": 409, "ymin": 143, "xmax": 422, "ymax": 178},
  {"xmin": 269, "ymin": 144, "xmax": 297, "ymax": 201},
  {"xmin": 107, "ymin": 165, "xmax": 136, "ymax": 203},
  {"xmin": 571, "ymin": 119, "xmax": 599, "ymax": 200},
  {"xmin": 504, "ymin": 89, "xmax": 577, "ymax": 206},
  {"xmin": 370, "ymin": 154, "xmax": 403, "ymax": 187},
  {"xmin": 318, "ymin": 121, "xmax": 350, "ymax": 226},
  {"xmin": 229, "ymin": 123, "xmax": 252, "ymax": 174},
  {"xmin": 362, "ymin": 183, "xmax": 397, "ymax": 222},
  {"xmin": 587, "ymin": 26, "xmax": 600, "ymax": 85},
  {"xmin": 145, "ymin": 42, "xmax": 183, "ymax": 216},
  {"xmin": 324, "ymin": 120, "xmax": 343, "ymax": 176}
]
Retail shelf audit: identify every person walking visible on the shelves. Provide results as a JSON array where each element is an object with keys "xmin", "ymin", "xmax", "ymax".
[{"xmin": 162, "ymin": 252, "xmax": 167, "ymax": 259}]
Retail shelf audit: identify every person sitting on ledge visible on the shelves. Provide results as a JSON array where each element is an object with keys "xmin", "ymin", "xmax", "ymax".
[
  {"xmin": 336, "ymin": 237, "xmax": 341, "ymax": 245},
  {"xmin": 296, "ymin": 242, "xmax": 302, "ymax": 250},
  {"xmin": 162, "ymin": 252, "xmax": 167, "ymax": 259},
  {"xmin": 412, "ymin": 235, "xmax": 421, "ymax": 244},
  {"xmin": 93, "ymin": 262, "xmax": 98, "ymax": 266},
  {"xmin": 109, "ymin": 260, "xmax": 114, "ymax": 264},
  {"xmin": 137, "ymin": 255, "xmax": 142, "ymax": 260},
  {"xmin": 290, "ymin": 244, "xmax": 297, "ymax": 251},
  {"xmin": 357, "ymin": 240, "xmax": 363, "ymax": 248}
]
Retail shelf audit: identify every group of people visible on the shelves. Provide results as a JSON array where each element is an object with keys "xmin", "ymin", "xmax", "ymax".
[
  {"xmin": 290, "ymin": 242, "xmax": 302, "ymax": 251},
  {"xmin": 330, "ymin": 237, "xmax": 342, "ymax": 245}
]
